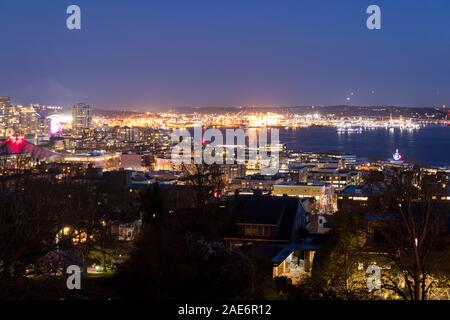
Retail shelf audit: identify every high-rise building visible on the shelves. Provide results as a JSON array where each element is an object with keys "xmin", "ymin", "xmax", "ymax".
[
  {"xmin": 72, "ymin": 103, "xmax": 92, "ymax": 135},
  {"xmin": 19, "ymin": 106, "xmax": 38, "ymax": 135},
  {"xmin": 0, "ymin": 97, "xmax": 11, "ymax": 129},
  {"xmin": 0, "ymin": 96, "xmax": 17, "ymax": 137}
]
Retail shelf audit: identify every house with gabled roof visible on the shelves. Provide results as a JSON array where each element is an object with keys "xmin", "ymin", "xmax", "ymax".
[{"xmin": 225, "ymin": 195, "xmax": 322, "ymax": 284}]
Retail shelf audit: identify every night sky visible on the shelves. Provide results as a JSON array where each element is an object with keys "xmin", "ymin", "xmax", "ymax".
[{"xmin": 1, "ymin": 0, "xmax": 450, "ymax": 109}]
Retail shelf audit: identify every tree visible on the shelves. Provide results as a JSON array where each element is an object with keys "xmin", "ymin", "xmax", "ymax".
[
  {"xmin": 181, "ymin": 163, "xmax": 224, "ymax": 214},
  {"xmin": 115, "ymin": 212, "xmax": 254, "ymax": 299},
  {"xmin": 0, "ymin": 175, "xmax": 63, "ymax": 298},
  {"xmin": 302, "ymin": 211, "xmax": 374, "ymax": 300},
  {"xmin": 378, "ymin": 169, "xmax": 449, "ymax": 300},
  {"xmin": 141, "ymin": 183, "xmax": 164, "ymax": 226}
]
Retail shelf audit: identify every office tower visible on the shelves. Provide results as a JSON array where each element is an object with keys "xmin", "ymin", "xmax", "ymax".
[
  {"xmin": 72, "ymin": 103, "xmax": 92, "ymax": 135},
  {"xmin": 0, "ymin": 96, "xmax": 11, "ymax": 130},
  {"xmin": 19, "ymin": 106, "xmax": 38, "ymax": 135},
  {"xmin": 0, "ymin": 96, "xmax": 20, "ymax": 136}
]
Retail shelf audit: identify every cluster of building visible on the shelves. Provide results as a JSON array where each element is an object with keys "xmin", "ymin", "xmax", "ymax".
[
  {"xmin": 95, "ymin": 108, "xmax": 438, "ymax": 130},
  {"xmin": 0, "ymin": 96, "xmax": 63, "ymax": 138},
  {"xmin": 1, "ymin": 98, "xmax": 449, "ymax": 288}
]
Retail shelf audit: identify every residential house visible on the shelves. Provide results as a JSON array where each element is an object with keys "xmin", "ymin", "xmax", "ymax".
[{"xmin": 226, "ymin": 195, "xmax": 321, "ymax": 284}]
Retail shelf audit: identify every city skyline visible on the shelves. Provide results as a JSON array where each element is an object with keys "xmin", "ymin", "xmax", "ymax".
[
  {"xmin": 1, "ymin": 1, "xmax": 449, "ymax": 306},
  {"xmin": 1, "ymin": 0, "xmax": 450, "ymax": 109}
]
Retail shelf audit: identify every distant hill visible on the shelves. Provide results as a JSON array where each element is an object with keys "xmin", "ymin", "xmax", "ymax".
[
  {"xmin": 93, "ymin": 109, "xmax": 141, "ymax": 117},
  {"xmin": 107, "ymin": 105, "xmax": 447, "ymax": 119}
]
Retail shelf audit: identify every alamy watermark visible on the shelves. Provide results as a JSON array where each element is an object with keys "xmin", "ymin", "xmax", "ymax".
[
  {"xmin": 366, "ymin": 264, "xmax": 382, "ymax": 291},
  {"xmin": 171, "ymin": 127, "xmax": 280, "ymax": 175},
  {"xmin": 66, "ymin": 5, "xmax": 81, "ymax": 30},
  {"xmin": 66, "ymin": 265, "xmax": 82, "ymax": 290},
  {"xmin": 367, "ymin": 5, "xmax": 381, "ymax": 30},
  {"xmin": 65, "ymin": 4, "xmax": 381, "ymax": 31}
]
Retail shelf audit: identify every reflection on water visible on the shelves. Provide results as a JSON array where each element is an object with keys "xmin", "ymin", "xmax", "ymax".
[{"xmin": 279, "ymin": 126, "xmax": 450, "ymax": 167}]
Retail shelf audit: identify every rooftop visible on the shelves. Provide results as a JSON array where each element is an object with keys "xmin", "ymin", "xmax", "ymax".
[
  {"xmin": 340, "ymin": 184, "xmax": 385, "ymax": 196},
  {"xmin": 276, "ymin": 182, "xmax": 330, "ymax": 187},
  {"xmin": 233, "ymin": 195, "xmax": 305, "ymax": 241}
]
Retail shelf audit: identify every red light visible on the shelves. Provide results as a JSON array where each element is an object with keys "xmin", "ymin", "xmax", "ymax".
[
  {"xmin": 10, "ymin": 135, "xmax": 25, "ymax": 143},
  {"xmin": 5, "ymin": 135, "xmax": 27, "ymax": 153}
]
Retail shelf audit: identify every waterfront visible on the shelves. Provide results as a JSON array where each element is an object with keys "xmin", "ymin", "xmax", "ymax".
[{"xmin": 280, "ymin": 125, "xmax": 450, "ymax": 167}]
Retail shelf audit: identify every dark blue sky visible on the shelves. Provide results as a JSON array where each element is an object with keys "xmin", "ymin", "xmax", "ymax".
[{"xmin": 1, "ymin": 0, "xmax": 450, "ymax": 110}]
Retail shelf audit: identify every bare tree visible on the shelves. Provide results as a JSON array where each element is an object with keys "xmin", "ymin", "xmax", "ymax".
[
  {"xmin": 380, "ymin": 169, "xmax": 449, "ymax": 300},
  {"xmin": 0, "ymin": 175, "xmax": 63, "ymax": 298},
  {"xmin": 181, "ymin": 163, "xmax": 224, "ymax": 214},
  {"xmin": 305, "ymin": 211, "xmax": 374, "ymax": 300}
]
